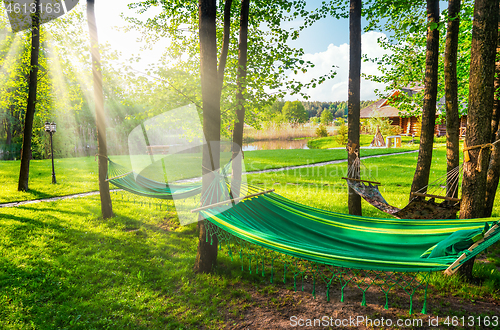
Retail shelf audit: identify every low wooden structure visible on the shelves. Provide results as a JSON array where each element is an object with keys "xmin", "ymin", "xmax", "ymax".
[{"xmin": 361, "ymin": 86, "xmax": 467, "ymax": 137}]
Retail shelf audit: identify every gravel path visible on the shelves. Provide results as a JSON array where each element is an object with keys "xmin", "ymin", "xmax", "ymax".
[{"xmin": 0, "ymin": 150, "xmax": 418, "ymax": 208}]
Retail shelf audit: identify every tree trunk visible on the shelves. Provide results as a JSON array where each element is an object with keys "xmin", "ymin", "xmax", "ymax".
[
  {"xmin": 87, "ymin": 0, "xmax": 113, "ymax": 219},
  {"xmin": 484, "ymin": 130, "xmax": 500, "ymax": 217},
  {"xmin": 231, "ymin": 0, "xmax": 250, "ymax": 198},
  {"xmin": 194, "ymin": 0, "xmax": 220, "ymax": 274},
  {"xmin": 444, "ymin": 0, "xmax": 461, "ymax": 199},
  {"xmin": 347, "ymin": 0, "xmax": 362, "ymax": 216},
  {"xmin": 483, "ymin": 4, "xmax": 500, "ymax": 218},
  {"xmin": 491, "ymin": 7, "xmax": 500, "ymax": 142},
  {"xmin": 18, "ymin": 0, "xmax": 40, "ymax": 192},
  {"xmin": 459, "ymin": 0, "xmax": 499, "ymax": 279},
  {"xmin": 410, "ymin": 0, "xmax": 440, "ymax": 199},
  {"xmin": 216, "ymin": 0, "xmax": 233, "ymax": 95},
  {"xmin": 6, "ymin": 116, "xmax": 12, "ymax": 145}
]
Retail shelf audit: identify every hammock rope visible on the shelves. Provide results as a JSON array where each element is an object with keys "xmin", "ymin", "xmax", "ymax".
[
  {"xmin": 463, "ymin": 139, "xmax": 500, "ymax": 171},
  {"xmin": 413, "ymin": 165, "xmax": 463, "ymax": 200},
  {"xmin": 345, "ymin": 153, "xmax": 462, "ymax": 218}
]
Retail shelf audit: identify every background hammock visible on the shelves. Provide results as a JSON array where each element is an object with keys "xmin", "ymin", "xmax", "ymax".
[
  {"xmin": 344, "ymin": 158, "xmax": 462, "ymax": 219},
  {"xmin": 106, "ymin": 159, "xmax": 202, "ymax": 200}
]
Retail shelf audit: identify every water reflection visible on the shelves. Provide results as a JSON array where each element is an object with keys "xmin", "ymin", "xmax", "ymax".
[{"xmin": 242, "ymin": 139, "xmax": 309, "ymax": 151}]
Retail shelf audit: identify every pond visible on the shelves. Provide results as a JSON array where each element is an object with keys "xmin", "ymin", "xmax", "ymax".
[{"xmin": 242, "ymin": 139, "xmax": 309, "ymax": 151}]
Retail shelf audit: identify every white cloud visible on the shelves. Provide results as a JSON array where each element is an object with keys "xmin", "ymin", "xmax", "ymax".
[{"xmin": 287, "ymin": 31, "xmax": 390, "ymax": 102}]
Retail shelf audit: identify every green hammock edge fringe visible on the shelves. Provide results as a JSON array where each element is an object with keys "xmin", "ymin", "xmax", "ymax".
[
  {"xmin": 205, "ymin": 219, "xmax": 431, "ymax": 315},
  {"xmin": 199, "ymin": 192, "xmax": 500, "ymax": 314}
]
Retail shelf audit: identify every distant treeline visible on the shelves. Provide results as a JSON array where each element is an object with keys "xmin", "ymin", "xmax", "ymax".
[{"xmin": 302, "ymin": 100, "xmax": 374, "ymax": 118}]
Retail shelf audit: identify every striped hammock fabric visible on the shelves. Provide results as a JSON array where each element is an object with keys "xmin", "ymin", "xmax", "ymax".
[
  {"xmin": 201, "ymin": 192, "xmax": 500, "ymax": 273},
  {"xmin": 107, "ymin": 160, "xmax": 202, "ymax": 200}
]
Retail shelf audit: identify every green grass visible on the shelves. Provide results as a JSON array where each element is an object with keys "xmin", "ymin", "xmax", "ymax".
[
  {"xmin": 0, "ymin": 157, "xmax": 100, "ymax": 204},
  {"xmin": 0, "ymin": 195, "xmax": 259, "ymax": 329},
  {"xmin": 306, "ymin": 133, "xmax": 440, "ymax": 149},
  {"xmin": 1, "ymin": 145, "xmax": 499, "ymax": 328},
  {"xmin": 246, "ymin": 147, "xmax": 468, "ymax": 218},
  {"xmin": 242, "ymin": 147, "xmax": 418, "ymax": 172},
  {"xmin": 307, "ymin": 133, "xmax": 377, "ymax": 149},
  {"xmin": 0, "ymin": 147, "xmax": 418, "ymax": 204}
]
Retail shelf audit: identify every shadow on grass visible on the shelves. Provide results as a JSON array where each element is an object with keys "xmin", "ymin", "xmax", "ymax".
[{"xmin": 0, "ymin": 200, "xmax": 215, "ymax": 329}]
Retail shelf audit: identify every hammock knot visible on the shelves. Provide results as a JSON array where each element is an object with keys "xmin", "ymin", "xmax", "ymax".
[
  {"xmin": 346, "ymin": 142, "xmax": 359, "ymax": 157},
  {"xmin": 463, "ymin": 141, "xmax": 496, "ymax": 172},
  {"xmin": 95, "ymin": 154, "xmax": 109, "ymax": 162}
]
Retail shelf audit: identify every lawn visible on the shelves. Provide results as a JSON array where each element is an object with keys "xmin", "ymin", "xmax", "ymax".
[
  {"xmin": 307, "ymin": 133, "xmax": 448, "ymax": 149},
  {"xmin": 1, "ymin": 146, "xmax": 499, "ymax": 329},
  {"xmin": 0, "ymin": 147, "xmax": 418, "ymax": 204}
]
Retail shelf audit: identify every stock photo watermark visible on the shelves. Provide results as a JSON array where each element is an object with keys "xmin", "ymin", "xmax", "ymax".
[{"xmin": 290, "ymin": 315, "xmax": 499, "ymax": 328}]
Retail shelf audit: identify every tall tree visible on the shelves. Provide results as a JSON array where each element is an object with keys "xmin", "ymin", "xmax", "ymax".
[
  {"xmin": 18, "ymin": 0, "xmax": 41, "ymax": 191},
  {"xmin": 231, "ymin": 0, "xmax": 250, "ymax": 198},
  {"xmin": 444, "ymin": 0, "xmax": 461, "ymax": 198},
  {"xmin": 459, "ymin": 0, "xmax": 498, "ymax": 278},
  {"xmin": 460, "ymin": 0, "xmax": 499, "ymax": 219},
  {"xmin": 482, "ymin": 3, "xmax": 500, "ymax": 218},
  {"xmin": 87, "ymin": 0, "xmax": 113, "ymax": 219},
  {"xmin": 194, "ymin": 0, "xmax": 220, "ymax": 273},
  {"xmin": 410, "ymin": 0, "xmax": 440, "ymax": 199},
  {"xmin": 347, "ymin": 0, "xmax": 362, "ymax": 216}
]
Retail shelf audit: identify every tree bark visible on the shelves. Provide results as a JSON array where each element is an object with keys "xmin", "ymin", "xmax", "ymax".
[
  {"xmin": 347, "ymin": 0, "xmax": 362, "ymax": 216},
  {"xmin": 491, "ymin": 7, "xmax": 500, "ymax": 141},
  {"xmin": 410, "ymin": 0, "xmax": 440, "ymax": 199},
  {"xmin": 444, "ymin": 0, "xmax": 461, "ymax": 199},
  {"xmin": 231, "ymin": 0, "xmax": 250, "ymax": 198},
  {"xmin": 459, "ymin": 0, "xmax": 499, "ymax": 279},
  {"xmin": 87, "ymin": 0, "xmax": 113, "ymax": 219},
  {"xmin": 194, "ymin": 0, "xmax": 220, "ymax": 274},
  {"xmin": 484, "ymin": 129, "xmax": 500, "ymax": 217},
  {"xmin": 483, "ymin": 4, "xmax": 500, "ymax": 218},
  {"xmin": 18, "ymin": 0, "xmax": 40, "ymax": 192}
]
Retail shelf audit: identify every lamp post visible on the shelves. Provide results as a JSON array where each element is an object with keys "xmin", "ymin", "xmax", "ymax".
[{"xmin": 44, "ymin": 121, "xmax": 57, "ymax": 184}]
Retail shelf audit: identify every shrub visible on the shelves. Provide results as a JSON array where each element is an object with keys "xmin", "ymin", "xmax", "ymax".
[
  {"xmin": 316, "ymin": 125, "xmax": 328, "ymax": 137},
  {"xmin": 310, "ymin": 117, "xmax": 320, "ymax": 125},
  {"xmin": 336, "ymin": 121, "xmax": 348, "ymax": 145},
  {"xmin": 334, "ymin": 117, "xmax": 345, "ymax": 126}
]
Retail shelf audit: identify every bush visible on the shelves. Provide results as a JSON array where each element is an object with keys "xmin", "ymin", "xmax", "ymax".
[
  {"xmin": 316, "ymin": 125, "xmax": 328, "ymax": 137},
  {"xmin": 334, "ymin": 117, "xmax": 345, "ymax": 126},
  {"xmin": 336, "ymin": 121, "xmax": 348, "ymax": 145},
  {"xmin": 310, "ymin": 117, "xmax": 320, "ymax": 125}
]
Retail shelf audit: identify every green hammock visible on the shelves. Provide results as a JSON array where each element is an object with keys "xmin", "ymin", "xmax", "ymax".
[
  {"xmin": 107, "ymin": 160, "xmax": 202, "ymax": 200},
  {"xmin": 200, "ymin": 191, "xmax": 499, "ymax": 313},
  {"xmin": 201, "ymin": 192, "xmax": 500, "ymax": 273}
]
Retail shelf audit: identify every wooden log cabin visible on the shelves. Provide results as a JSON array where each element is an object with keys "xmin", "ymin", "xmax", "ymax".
[{"xmin": 360, "ymin": 87, "xmax": 467, "ymax": 137}]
